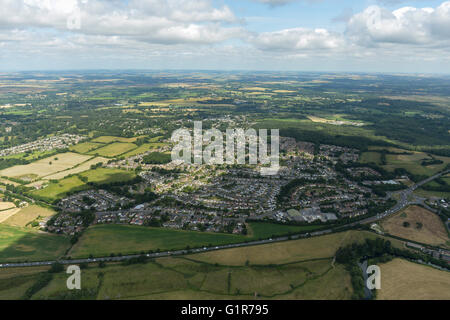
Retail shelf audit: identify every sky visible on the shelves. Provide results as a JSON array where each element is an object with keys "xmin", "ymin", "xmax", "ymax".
[{"xmin": 0, "ymin": 0, "xmax": 449, "ymax": 73}]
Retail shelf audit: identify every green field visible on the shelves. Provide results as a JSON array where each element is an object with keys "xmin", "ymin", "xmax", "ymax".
[
  {"xmin": 69, "ymin": 142, "xmax": 104, "ymax": 154},
  {"xmin": 0, "ymin": 224, "xmax": 70, "ymax": 263},
  {"xmin": 15, "ymin": 254, "xmax": 351, "ymax": 300},
  {"xmin": 360, "ymin": 147, "xmax": 450, "ymax": 177},
  {"xmin": 0, "ymin": 268, "xmax": 48, "ymax": 300},
  {"xmin": 32, "ymin": 168, "xmax": 136, "ymax": 201},
  {"xmin": 0, "ymin": 231, "xmax": 360, "ymax": 300},
  {"xmin": 360, "ymin": 151, "xmax": 382, "ymax": 164},
  {"xmin": 68, "ymin": 224, "xmax": 248, "ymax": 258},
  {"xmin": 414, "ymin": 188, "xmax": 450, "ymax": 198},
  {"xmin": 1, "ymin": 150, "xmax": 56, "ymax": 161},
  {"xmin": 383, "ymin": 153, "xmax": 450, "ymax": 176},
  {"xmin": 78, "ymin": 167, "xmax": 136, "ymax": 184},
  {"xmin": 248, "ymin": 222, "xmax": 325, "ymax": 239},
  {"xmin": 32, "ymin": 176, "xmax": 86, "ymax": 201},
  {"xmin": 88, "ymin": 142, "xmax": 137, "ymax": 157},
  {"xmin": 0, "ymin": 230, "xmax": 411, "ymax": 299},
  {"xmin": 69, "ymin": 221, "xmax": 333, "ymax": 259},
  {"xmin": 121, "ymin": 143, "xmax": 166, "ymax": 158},
  {"xmin": 91, "ymin": 136, "xmax": 140, "ymax": 144}
]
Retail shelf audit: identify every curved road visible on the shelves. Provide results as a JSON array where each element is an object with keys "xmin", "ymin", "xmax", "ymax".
[{"xmin": 1, "ymin": 169, "xmax": 448, "ymax": 269}]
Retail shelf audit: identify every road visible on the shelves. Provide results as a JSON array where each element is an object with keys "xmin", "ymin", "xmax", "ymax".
[{"xmin": 1, "ymin": 169, "xmax": 448, "ymax": 269}]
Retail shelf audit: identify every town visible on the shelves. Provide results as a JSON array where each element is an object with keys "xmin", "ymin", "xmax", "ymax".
[{"xmin": 48, "ymin": 135, "xmax": 396, "ymax": 236}]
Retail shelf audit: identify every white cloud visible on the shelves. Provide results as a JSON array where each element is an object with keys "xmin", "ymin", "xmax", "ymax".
[
  {"xmin": 249, "ymin": 28, "xmax": 345, "ymax": 51},
  {"xmin": 1, "ymin": 0, "xmax": 450, "ymax": 72},
  {"xmin": 252, "ymin": 0, "xmax": 298, "ymax": 6},
  {"xmin": 346, "ymin": 2, "xmax": 450, "ymax": 46},
  {"xmin": 251, "ymin": 0, "xmax": 325, "ymax": 6},
  {"xmin": 0, "ymin": 0, "xmax": 240, "ymax": 44}
]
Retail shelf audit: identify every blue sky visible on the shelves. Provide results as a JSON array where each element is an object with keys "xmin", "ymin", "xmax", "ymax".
[{"xmin": 0, "ymin": 0, "xmax": 449, "ymax": 73}]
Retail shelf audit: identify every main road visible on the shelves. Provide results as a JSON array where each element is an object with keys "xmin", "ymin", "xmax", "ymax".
[{"xmin": 1, "ymin": 169, "xmax": 448, "ymax": 269}]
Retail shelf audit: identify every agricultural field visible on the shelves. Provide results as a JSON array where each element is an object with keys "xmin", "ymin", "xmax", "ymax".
[
  {"xmin": 0, "ymin": 233, "xmax": 357, "ymax": 300},
  {"xmin": 0, "ymin": 152, "xmax": 91, "ymax": 181},
  {"xmin": 0, "ymin": 224, "xmax": 70, "ymax": 262},
  {"xmin": 68, "ymin": 222, "xmax": 360, "ymax": 259},
  {"xmin": 2, "ymin": 205, "xmax": 55, "ymax": 228},
  {"xmin": 91, "ymin": 136, "xmax": 141, "ymax": 144},
  {"xmin": 69, "ymin": 142, "xmax": 104, "ymax": 154},
  {"xmin": 88, "ymin": 142, "xmax": 137, "ymax": 157},
  {"xmin": 381, "ymin": 205, "xmax": 449, "ymax": 247},
  {"xmin": 0, "ymin": 178, "xmax": 19, "ymax": 186},
  {"xmin": 0, "ymin": 270, "xmax": 46, "ymax": 300},
  {"xmin": 78, "ymin": 167, "xmax": 136, "ymax": 184},
  {"xmin": 0, "ymin": 201, "xmax": 15, "ymax": 211},
  {"xmin": 0, "ymin": 208, "xmax": 21, "ymax": 223},
  {"xmin": 42, "ymin": 157, "xmax": 108, "ymax": 180},
  {"xmin": 7, "ymin": 255, "xmax": 352, "ymax": 300},
  {"xmin": 32, "ymin": 168, "xmax": 135, "ymax": 201},
  {"xmin": 190, "ymin": 231, "xmax": 405, "ymax": 267},
  {"xmin": 68, "ymin": 224, "xmax": 248, "ymax": 258},
  {"xmin": 121, "ymin": 143, "xmax": 167, "ymax": 158},
  {"xmin": 248, "ymin": 222, "xmax": 325, "ymax": 239},
  {"xmin": 377, "ymin": 258, "xmax": 450, "ymax": 300},
  {"xmin": 383, "ymin": 152, "xmax": 450, "ymax": 176},
  {"xmin": 360, "ymin": 151, "xmax": 382, "ymax": 164},
  {"xmin": 1, "ymin": 150, "xmax": 56, "ymax": 161},
  {"xmin": 32, "ymin": 176, "xmax": 86, "ymax": 201},
  {"xmin": 360, "ymin": 147, "xmax": 450, "ymax": 177}
]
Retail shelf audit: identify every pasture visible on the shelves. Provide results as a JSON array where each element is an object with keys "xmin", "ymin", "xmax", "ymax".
[
  {"xmin": 88, "ymin": 142, "xmax": 137, "ymax": 157},
  {"xmin": 360, "ymin": 151, "xmax": 381, "ymax": 164},
  {"xmin": 383, "ymin": 152, "xmax": 450, "ymax": 176},
  {"xmin": 377, "ymin": 258, "xmax": 450, "ymax": 300},
  {"xmin": 69, "ymin": 221, "xmax": 341, "ymax": 259},
  {"xmin": 0, "ymin": 224, "xmax": 70, "ymax": 262},
  {"xmin": 381, "ymin": 205, "xmax": 449, "ymax": 247},
  {"xmin": 91, "ymin": 136, "xmax": 140, "ymax": 143},
  {"xmin": 32, "ymin": 176, "xmax": 86, "ymax": 201},
  {"xmin": 68, "ymin": 224, "xmax": 247, "ymax": 258},
  {"xmin": 69, "ymin": 142, "xmax": 104, "ymax": 154},
  {"xmin": 5, "ymin": 241, "xmax": 353, "ymax": 300},
  {"xmin": 78, "ymin": 167, "xmax": 136, "ymax": 184},
  {"xmin": 360, "ymin": 147, "xmax": 450, "ymax": 177},
  {"xmin": 21, "ymin": 256, "xmax": 351, "ymax": 300},
  {"xmin": 248, "ymin": 222, "xmax": 325, "ymax": 239},
  {"xmin": 121, "ymin": 143, "xmax": 166, "ymax": 158},
  {"xmin": 189, "ymin": 231, "xmax": 404, "ymax": 266},
  {"xmin": 33, "ymin": 168, "xmax": 135, "ymax": 201}
]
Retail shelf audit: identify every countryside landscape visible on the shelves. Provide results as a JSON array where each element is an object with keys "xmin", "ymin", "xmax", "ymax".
[{"xmin": 0, "ymin": 0, "xmax": 449, "ymax": 305}]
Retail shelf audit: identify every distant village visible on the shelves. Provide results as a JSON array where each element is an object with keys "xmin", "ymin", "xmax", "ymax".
[{"xmin": 0, "ymin": 134, "xmax": 85, "ymax": 157}]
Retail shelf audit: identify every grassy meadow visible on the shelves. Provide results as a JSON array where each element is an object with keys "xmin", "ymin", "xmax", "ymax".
[{"xmin": 0, "ymin": 224, "xmax": 70, "ymax": 263}]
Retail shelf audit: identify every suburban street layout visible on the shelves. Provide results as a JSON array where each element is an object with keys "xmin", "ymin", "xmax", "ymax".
[
  {"xmin": 0, "ymin": 0, "xmax": 450, "ymax": 304},
  {"xmin": 1, "ymin": 169, "xmax": 448, "ymax": 269}
]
